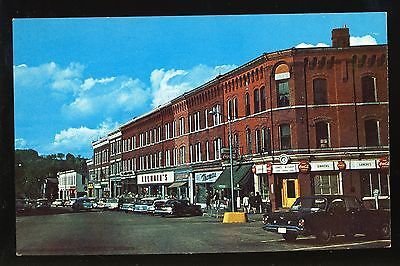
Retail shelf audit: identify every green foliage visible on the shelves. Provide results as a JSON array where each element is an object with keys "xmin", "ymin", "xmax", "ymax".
[{"xmin": 15, "ymin": 149, "xmax": 89, "ymax": 199}]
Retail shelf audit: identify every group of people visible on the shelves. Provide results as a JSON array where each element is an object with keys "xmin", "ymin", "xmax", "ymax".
[{"xmin": 205, "ymin": 190, "xmax": 264, "ymax": 214}]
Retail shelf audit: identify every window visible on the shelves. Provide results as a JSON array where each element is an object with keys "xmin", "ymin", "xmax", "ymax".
[
  {"xmin": 262, "ymin": 127, "xmax": 271, "ymax": 154},
  {"xmin": 206, "ymin": 141, "xmax": 210, "ymax": 161},
  {"xmin": 158, "ymin": 151, "xmax": 162, "ymax": 167},
  {"xmin": 255, "ymin": 129, "xmax": 262, "ymax": 153},
  {"xmin": 365, "ymin": 119, "xmax": 380, "ymax": 146},
  {"xmin": 196, "ymin": 142, "xmax": 201, "ymax": 162},
  {"xmin": 179, "ymin": 118, "xmax": 185, "ymax": 135},
  {"xmin": 315, "ymin": 121, "xmax": 330, "ymax": 148},
  {"xmin": 246, "ymin": 128, "xmax": 252, "ymax": 154},
  {"xmin": 233, "ymin": 98, "xmax": 238, "ymax": 119},
  {"xmin": 314, "ymin": 174, "xmax": 342, "ymax": 195},
  {"xmin": 212, "ymin": 104, "xmax": 222, "ymax": 126},
  {"xmin": 165, "ymin": 150, "xmax": 171, "ymax": 167},
  {"xmin": 227, "ymin": 99, "xmax": 233, "ymax": 120},
  {"xmin": 179, "ymin": 146, "xmax": 185, "ymax": 165},
  {"xmin": 362, "ymin": 76, "xmax": 377, "ymax": 102},
  {"xmin": 173, "ymin": 120, "xmax": 178, "ymax": 137},
  {"xmin": 165, "ymin": 123, "xmax": 170, "ymax": 139},
  {"xmin": 260, "ymin": 87, "xmax": 266, "ymax": 111},
  {"xmin": 279, "ymin": 124, "xmax": 291, "ymax": 150},
  {"xmin": 277, "ymin": 80, "xmax": 290, "ymax": 107},
  {"xmin": 245, "ymin": 93, "xmax": 250, "ymax": 116},
  {"xmin": 213, "ymin": 138, "xmax": 222, "ymax": 160},
  {"xmin": 361, "ymin": 171, "xmax": 390, "ymax": 198},
  {"xmin": 254, "ymin": 89, "xmax": 260, "ymax": 113},
  {"xmin": 204, "ymin": 109, "xmax": 208, "ymax": 128},
  {"xmin": 313, "ymin": 78, "xmax": 328, "ymax": 104}
]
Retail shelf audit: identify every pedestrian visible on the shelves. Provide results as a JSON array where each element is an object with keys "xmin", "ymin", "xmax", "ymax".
[
  {"xmin": 206, "ymin": 191, "xmax": 212, "ymax": 210},
  {"xmin": 249, "ymin": 192, "xmax": 256, "ymax": 213},
  {"xmin": 255, "ymin": 192, "xmax": 262, "ymax": 214},
  {"xmin": 213, "ymin": 190, "xmax": 220, "ymax": 210},
  {"xmin": 242, "ymin": 194, "xmax": 250, "ymax": 213}
]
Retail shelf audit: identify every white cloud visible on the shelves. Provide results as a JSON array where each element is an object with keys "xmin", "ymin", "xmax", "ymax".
[
  {"xmin": 350, "ymin": 35, "xmax": 377, "ymax": 46},
  {"xmin": 150, "ymin": 64, "xmax": 237, "ymax": 108},
  {"xmin": 15, "ymin": 138, "xmax": 27, "ymax": 149},
  {"xmin": 52, "ymin": 120, "xmax": 119, "ymax": 151},
  {"xmin": 81, "ymin": 77, "xmax": 116, "ymax": 91},
  {"xmin": 295, "ymin": 42, "xmax": 329, "ymax": 48}
]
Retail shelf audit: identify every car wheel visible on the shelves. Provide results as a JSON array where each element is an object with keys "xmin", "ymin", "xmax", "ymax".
[
  {"xmin": 282, "ymin": 233, "xmax": 297, "ymax": 242},
  {"xmin": 317, "ymin": 228, "xmax": 332, "ymax": 244}
]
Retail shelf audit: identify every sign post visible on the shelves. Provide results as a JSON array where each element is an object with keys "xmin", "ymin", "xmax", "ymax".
[{"xmin": 373, "ymin": 189, "xmax": 380, "ymax": 210}]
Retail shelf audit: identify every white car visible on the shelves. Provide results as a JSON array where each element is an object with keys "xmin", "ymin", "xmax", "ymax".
[
  {"xmin": 147, "ymin": 199, "xmax": 168, "ymax": 215},
  {"xmin": 51, "ymin": 199, "xmax": 64, "ymax": 208},
  {"xmin": 104, "ymin": 198, "xmax": 119, "ymax": 210},
  {"xmin": 134, "ymin": 197, "xmax": 159, "ymax": 214},
  {"xmin": 120, "ymin": 198, "xmax": 136, "ymax": 213}
]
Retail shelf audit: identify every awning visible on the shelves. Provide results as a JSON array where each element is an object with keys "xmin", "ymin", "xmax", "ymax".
[
  {"xmin": 168, "ymin": 182, "xmax": 187, "ymax": 188},
  {"xmin": 212, "ymin": 164, "xmax": 252, "ymax": 190}
]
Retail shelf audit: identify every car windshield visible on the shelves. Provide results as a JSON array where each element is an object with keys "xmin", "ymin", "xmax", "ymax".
[
  {"xmin": 107, "ymin": 198, "xmax": 118, "ymax": 203},
  {"xmin": 291, "ymin": 197, "xmax": 327, "ymax": 211}
]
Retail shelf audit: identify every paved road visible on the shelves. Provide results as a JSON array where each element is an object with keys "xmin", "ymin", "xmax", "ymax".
[{"xmin": 16, "ymin": 209, "xmax": 391, "ymax": 255}]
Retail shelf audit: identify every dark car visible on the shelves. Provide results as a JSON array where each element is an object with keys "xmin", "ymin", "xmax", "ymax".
[
  {"xmin": 262, "ymin": 195, "xmax": 390, "ymax": 243},
  {"xmin": 72, "ymin": 197, "xmax": 95, "ymax": 212},
  {"xmin": 154, "ymin": 199, "xmax": 203, "ymax": 217}
]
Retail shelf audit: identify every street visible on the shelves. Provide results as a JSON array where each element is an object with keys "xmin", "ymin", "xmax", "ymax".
[{"xmin": 16, "ymin": 209, "xmax": 391, "ymax": 255}]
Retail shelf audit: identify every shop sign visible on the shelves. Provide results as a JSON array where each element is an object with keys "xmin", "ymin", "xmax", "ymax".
[
  {"xmin": 175, "ymin": 173, "xmax": 190, "ymax": 182},
  {"xmin": 298, "ymin": 160, "xmax": 311, "ymax": 174},
  {"xmin": 336, "ymin": 160, "xmax": 347, "ymax": 171},
  {"xmin": 101, "ymin": 181, "xmax": 109, "ymax": 185},
  {"xmin": 254, "ymin": 163, "xmax": 273, "ymax": 175},
  {"xmin": 310, "ymin": 161, "xmax": 335, "ymax": 171},
  {"xmin": 274, "ymin": 72, "xmax": 290, "ymax": 81},
  {"xmin": 137, "ymin": 171, "xmax": 174, "ymax": 185},
  {"xmin": 195, "ymin": 171, "xmax": 222, "ymax": 183},
  {"xmin": 378, "ymin": 157, "xmax": 389, "ymax": 170},
  {"xmin": 272, "ymin": 164, "xmax": 298, "ymax": 174},
  {"xmin": 350, "ymin": 160, "xmax": 377, "ymax": 170}
]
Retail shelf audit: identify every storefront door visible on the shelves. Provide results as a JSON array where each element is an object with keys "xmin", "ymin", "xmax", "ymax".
[{"xmin": 281, "ymin": 179, "xmax": 299, "ymax": 208}]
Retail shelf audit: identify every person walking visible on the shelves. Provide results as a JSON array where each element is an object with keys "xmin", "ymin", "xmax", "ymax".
[
  {"xmin": 255, "ymin": 192, "xmax": 262, "ymax": 214},
  {"xmin": 206, "ymin": 190, "xmax": 212, "ymax": 210},
  {"xmin": 213, "ymin": 190, "xmax": 220, "ymax": 210},
  {"xmin": 249, "ymin": 192, "xmax": 255, "ymax": 214},
  {"xmin": 242, "ymin": 194, "xmax": 250, "ymax": 213}
]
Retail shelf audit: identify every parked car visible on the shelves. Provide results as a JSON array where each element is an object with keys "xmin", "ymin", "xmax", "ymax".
[
  {"xmin": 262, "ymin": 195, "xmax": 391, "ymax": 243},
  {"xmin": 104, "ymin": 198, "xmax": 119, "ymax": 210},
  {"xmin": 50, "ymin": 199, "xmax": 64, "ymax": 208},
  {"xmin": 96, "ymin": 198, "xmax": 106, "ymax": 210},
  {"xmin": 35, "ymin": 198, "xmax": 51, "ymax": 209},
  {"xmin": 154, "ymin": 199, "xmax": 203, "ymax": 217},
  {"xmin": 147, "ymin": 199, "xmax": 168, "ymax": 215},
  {"xmin": 134, "ymin": 197, "xmax": 159, "ymax": 213},
  {"xmin": 16, "ymin": 198, "xmax": 33, "ymax": 213},
  {"xmin": 87, "ymin": 197, "xmax": 98, "ymax": 208},
  {"xmin": 120, "ymin": 197, "xmax": 138, "ymax": 213},
  {"xmin": 72, "ymin": 197, "xmax": 95, "ymax": 212}
]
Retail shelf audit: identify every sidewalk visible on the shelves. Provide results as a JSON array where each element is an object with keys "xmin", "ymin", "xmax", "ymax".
[{"xmin": 202, "ymin": 208, "xmax": 264, "ymax": 222}]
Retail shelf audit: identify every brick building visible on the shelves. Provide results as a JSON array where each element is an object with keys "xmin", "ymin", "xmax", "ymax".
[{"xmin": 90, "ymin": 27, "xmax": 389, "ymax": 210}]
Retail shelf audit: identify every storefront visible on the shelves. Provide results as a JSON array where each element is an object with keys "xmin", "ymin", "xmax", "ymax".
[
  {"xmin": 109, "ymin": 175, "xmax": 121, "ymax": 198},
  {"xmin": 137, "ymin": 171, "xmax": 174, "ymax": 198},
  {"xmin": 212, "ymin": 164, "xmax": 253, "ymax": 199},
  {"xmin": 169, "ymin": 169, "xmax": 191, "ymax": 200},
  {"xmin": 194, "ymin": 170, "xmax": 222, "ymax": 204}
]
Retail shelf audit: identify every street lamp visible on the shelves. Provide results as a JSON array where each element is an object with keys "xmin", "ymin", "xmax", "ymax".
[{"xmin": 210, "ymin": 110, "xmax": 235, "ymax": 212}]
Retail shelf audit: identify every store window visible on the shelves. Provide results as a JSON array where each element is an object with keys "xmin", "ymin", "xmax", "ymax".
[
  {"xmin": 277, "ymin": 80, "xmax": 290, "ymax": 107},
  {"xmin": 362, "ymin": 76, "xmax": 377, "ymax": 102},
  {"xmin": 279, "ymin": 124, "xmax": 291, "ymax": 150},
  {"xmin": 361, "ymin": 171, "xmax": 390, "ymax": 198},
  {"xmin": 314, "ymin": 174, "xmax": 341, "ymax": 195},
  {"xmin": 315, "ymin": 121, "xmax": 330, "ymax": 148},
  {"xmin": 313, "ymin": 78, "xmax": 328, "ymax": 105},
  {"xmin": 365, "ymin": 119, "xmax": 380, "ymax": 146}
]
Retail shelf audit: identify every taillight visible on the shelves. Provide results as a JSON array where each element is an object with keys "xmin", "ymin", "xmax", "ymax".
[{"xmin": 298, "ymin": 218, "xmax": 305, "ymax": 228}]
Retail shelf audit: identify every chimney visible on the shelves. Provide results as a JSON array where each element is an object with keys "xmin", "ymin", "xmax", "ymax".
[{"xmin": 331, "ymin": 26, "xmax": 350, "ymax": 48}]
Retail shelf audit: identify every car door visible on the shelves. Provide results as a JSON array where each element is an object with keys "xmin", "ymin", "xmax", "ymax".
[{"xmin": 328, "ymin": 198, "xmax": 347, "ymax": 235}]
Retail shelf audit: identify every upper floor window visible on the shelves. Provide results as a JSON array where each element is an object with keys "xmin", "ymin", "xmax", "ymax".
[
  {"xmin": 245, "ymin": 93, "xmax": 250, "ymax": 116},
  {"xmin": 246, "ymin": 128, "xmax": 252, "ymax": 154},
  {"xmin": 262, "ymin": 127, "xmax": 271, "ymax": 154},
  {"xmin": 212, "ymin": 104, "xmax": 222, "ymax": 126},
  {"xmin": 279, "ymin": 124, "xmax": 291, "ymax": 150},
  {"xmin": 178, "ymin": 146, "xmax": 185, "ymax": 165},
  {"xmin": 254, "ymin": 89, "xmax": 260, "ymax": 113},
  {"xmin": 315, "ymin": 121, "xmax": 331, "ymax": 148},
  {"xmin": 179, "ymin": 117, "xmax": 185, "ymax": 135},
  {"xmin": 365, "ymin": 119, "xmax": 380, "ymax": 146},
  {"xmin": 277, "ymin": 80, "xmax": 290, "ymax": 107},
  {"xmin": 233, "ymin": 98, "xmax": 238, "ymax": 119},
  {"xmin": 213, "ymin": 138, "xmax": 222, "ymax": 160},
  {"xmin": 255, "ymin": 129, "xmax": 262, "ymax": 153},
  {"xmin": 362, "ymin": 76, "xmax": 377, "ymax": 102},
  {"xmin": 260, "ymin": 87, "xmax": 266, "ymax": 111},
  {"xmin": 313, "ymin": 78, "xmax": 328, "ymax": 105},
  {"xmin": 228, "ymin": 99, "xmax": 233, "ymax": 120}
]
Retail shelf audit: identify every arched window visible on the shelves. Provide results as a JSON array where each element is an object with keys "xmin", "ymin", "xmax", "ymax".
[
  {"xmin": 315, "ymin": 121, "xmax": 330, "ymax": 148},
  {"xmin": 213, "ymin": 138, "xmax": 222, "ymax": 160},
  {"xmin": 255, "ymin": 129, "xmax": 262, "ymax": 153},
  {"xmin": 245, "ymin": 93, "xmax": 250, "ymax": 116},
  {"xmin": 313, "ymin": 78, "xmax": 328, "ymax": 105},
  {"xmin": 362, "ymin": 76, "xmax": 377, "ymax": 102},
  {"xmin": 246, "ymin": 128, "xmax": 252, "ymax": 154},
  {"xmin": 254, "ymin": 89, "xmax": 260, "ymax": 113},
  {"xmin": 277, "ymin": 80, "xmax": 290, "ymax": 107},
  {"xmin": 233, "ymin": 97, "xmax": 238, "ymax": 119},
  {"xmin": 365, "ymin": 119, "xmax": 380, "ymax": 146},
  {"xmin": 260, "ymin": 86, "xmax": 266, "ymax": 111}
]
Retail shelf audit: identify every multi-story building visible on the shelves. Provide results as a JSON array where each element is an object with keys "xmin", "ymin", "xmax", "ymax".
[
  {"xmin": 90, "ymin": 27, "xmax": 389, "ymax": 210},
  {"xmin": 57, "ymin": 170, "xmax": 85, "ymax": 200}
]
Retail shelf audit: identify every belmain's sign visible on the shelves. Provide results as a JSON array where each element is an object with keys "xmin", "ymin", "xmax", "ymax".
[{"xmin": 137, "ymin": 171, "xmax": 174, "ymax": 185}]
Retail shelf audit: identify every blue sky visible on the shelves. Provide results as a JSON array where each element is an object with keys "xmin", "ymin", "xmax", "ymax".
[{"xmin": 13, "ymin": 12, "xmax": 387, "ymax": 158}]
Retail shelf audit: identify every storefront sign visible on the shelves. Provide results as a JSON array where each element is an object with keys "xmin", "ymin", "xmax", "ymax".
[
  {"xmin": 137, "ymin": 171, "xmax": 174, "ymax": 185},
  {"xmin": 94, "ymin": 184, "xmax": 101, "ymax": 189},
  {"xmin": 195, "ymin": 171, "xmax": 222, "ymax": 183},
  {"xmin": 298, "ymin": 160, "xmax": 311, "ymax": 173},
  {"xmin": 175, "ymin": 172, "xmax": 190, "ymax": 182},
  {"xmin": 254, "ymin": 163, "xmax": 273, "ymax": 175},
  {"xmin": 310, "ymin": 161, "xmax": 335, "ymax": 171},
  {"xmin": 350, "ymin": 160, "xmax": 376, "ymax": 170},
  {"xmin": 272, "ymin": 164, "xmax": 298, "ymax": 174}
]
